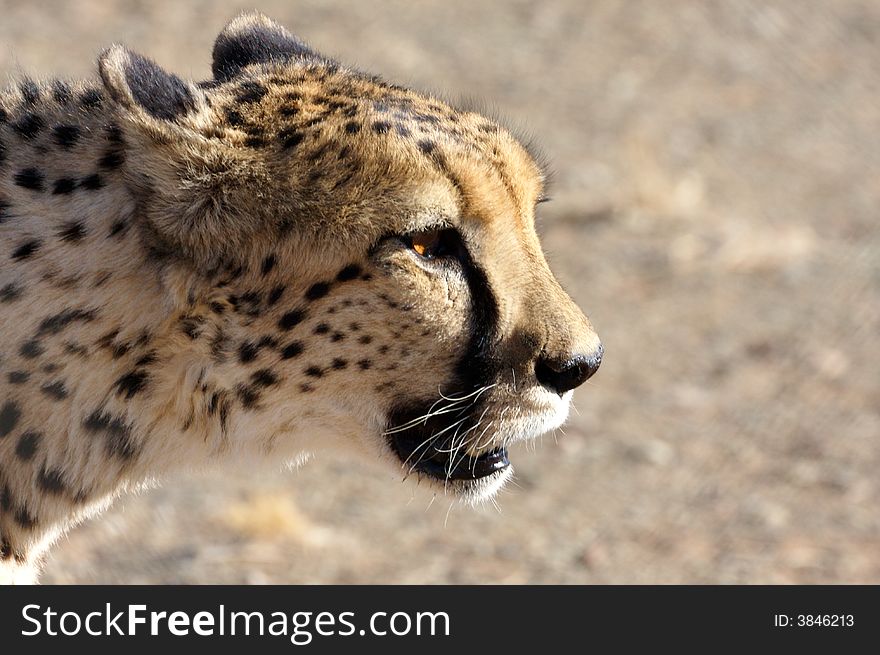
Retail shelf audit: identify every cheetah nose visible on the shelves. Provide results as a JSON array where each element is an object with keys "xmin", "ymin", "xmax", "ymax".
[{"xmin": 535, "ymin": 343, "xmax": 603, "ymax": 395}]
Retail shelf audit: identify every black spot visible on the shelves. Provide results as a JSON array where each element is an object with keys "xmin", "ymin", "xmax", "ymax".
[
  {"xmin": 280, "ymin": 130, "xmax": 304, "ymax": 149},
  {"xmin": 14, "ymin": 507, "xmax": 37, "ymax": 529},
  {"xmin": 12, "ymin": 239, "xmax": 41, "ymax": 261},
  {"xmin": 413, "ymin": 112, "xmax": 440, "ymax": 125},
  {"xmin": 15, "ymin": 431, "xmax": 40, "ymax": 461},
  {"xmin": 37, "ymin": 308, "xmax": 96, "ymax": 336},
  {"xmin": 108, "ymin": 219, "xmax": 128, "ymax": 237},
  {"xmin": 12, "ymin": 113, "xmax": 44, "ymax": 139},
  {"xmin": 210, "ymin": 301, "xmax": 226, "ymax": 314},
  {"xmin": 8, "ymin": 371, "xmax": 29, "ymax": 384},
  {"xmin": 218, "ymin": 395, "xmax": 231, "ymax": 432},
  {"xmin": 0, "ymin": 401, "xmax": 22, "ymax": 437},
  {"xmin": 225, "ymin": 108, "xmax": 245, "ymax": 126},
  {"xmin": 41, "ymin": 381, "xmax": 68, "ymax": 400},
  {"xmin": 336, "ymin": 264, "xmax": 361, "ymax": 282},
  {"xmin": 79, "ymin": 89, "xmax": 103, "ymax": 109},
  {"xmin": 344, "ymin": 121, "xmax": 361, "ymax": 134},
  {"xmin": 361, "ymin": 274, "xmax": 373, "ymax": 281},
  {"xmin": 64, "ymin": 342, "xmax": 88, "ymax": 357},
  {"xmin": 372, "ymin": 121, "xmax": 391, "ymax": 134},
  {"xmin": 99, "ymin": 149, "xmax": 125, "ymax": 170},
  {"xmin": 281, "ymin": 341, "xmax": 304, "ymax": 359},
  {"xmin": 20, "ymin": 79, "xmax": 40, "ymax": 105},
  {"xmin": 115, "ymin": 370, "xmax": 149, "ymax": 399},
  {"xmin": 83, "ymin": 410, "xmax": 137, "ymax": 460},
  {"xmin": 52, "ymin": 80, "xmax": 72, "ymax": 104},
  {"xmin": 261, "ymin": 254, "xmax": 277, "ymax": 275},
  {"xmin": 1, "ymin": 283, "xmax": 21, "ymax": 303},
  {"xmin": 236, "ymin": 385, "xmax": 260, "ymax": 408},
  {"xmin": 135, "ymin": 351, "xmax": 158, "ymax": 367},
  {"xmin": 331, "ymin": 358, "xmax": 348, "ymax": 370},
  {"xmin": 251, "ymin": 369, "xmax": 278, "ymax": 387},
  {"xmin": 57, "ymin": 221, "xmax": 87, "ymax": 243},
  {"xmin": 267, "ymin": 285, "xmax": 285, "ymax": 306},
  {"xmin": 358, "ymin": 335, "xmax": 373, "ymax": 345},
  {"xmin": 225, "ymin": 263, "xmax": 245, "ymax": 280},
  {"xmin": 20, "ymin": 340, "xmax": 43, "ymax": 359},
  {"xmin": 207, "ymin": 392, "xmax": 221, "ymax": 416},
  {"xmin": 301, "ymin": 115, "xmax": 327, "ymax": 130},
  {"xmin": 82, "ymin": 410, "xmax": 108, "ymax": 432},
  {"xmin": 52, "ymin": 177, "xmax": 78, "ymax": 194},
  {"xmin": 80, "ymin": 173, "xmax": 104, "ymax": 190},
  {"xmin": 235, "ymin": 82, "xmax": 269, "ymax": 104},
  {"xmin": 97, "ymin": 328, "xmax": 119, "ymax": 347},
  {"xmin": 357, "ymin": 359, "xmax": 373, "ymax": 370},
  {"xmin": 258, "ymin": 335, "xmax": 278, "ymax": 349},
  {"xmin": 305, "ymin": 366, "xmax": 323, "ymax": 378},
  {"xmin": 37, "ymin": 466, "xmax": 67, "ymax": 495},
  {"xmin": 53, "ymin": 124, "xmax": 80, "ymax": 148},
  {"xmin": 239, "ymin": 341, "xmax": 259, "ymax": 363},
  {"xmin": 331, "ymin": 332, "xmax": 345, "ymax": 342},
  {"xmin": 418, "ymin": 139, "xmax": 435, "ymax": 154},
  {"xmin": 278, "ymin": 308, "xmax": 307, "ymax": 331},
  {"xmin": 313, "ymin": 323, "xmax": 330, "ymax": 335},
  {"xmin": 14, "ymin": 168, "xmax": 45, "ymax": 191},
  {"xmin": 179, "ymin": 316, "xmax": 204, "ymax": 340},
  {"xmin": 305, "ymin": 282, "xmax": 331, "ymax": 300},
  {"xmin": 0, "ymin": 485, "xmax": 10, "ymax": 511}
]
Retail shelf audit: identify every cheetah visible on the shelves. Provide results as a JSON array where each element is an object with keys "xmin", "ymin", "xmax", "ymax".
[{"xmin": 0, "ymin": 12, "xmax": 602, "ymax": 584}]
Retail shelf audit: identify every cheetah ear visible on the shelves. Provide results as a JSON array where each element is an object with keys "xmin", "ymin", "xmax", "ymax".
[
  {"xmin": 99, "ymin": 44, "xmax": 274, "ymax": 272},
  {"xmin": 212, "ymin": 12, "xmax": 329, "ymax": 81},
  {"xmin": 99, "ymin": 45, "xmax": 203, "ymax": 122}
]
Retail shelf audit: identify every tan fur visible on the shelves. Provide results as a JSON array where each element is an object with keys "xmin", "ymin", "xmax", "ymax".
[{"xmin": 0, "ymin": 13, "xmax": 600, "ymax": 583}]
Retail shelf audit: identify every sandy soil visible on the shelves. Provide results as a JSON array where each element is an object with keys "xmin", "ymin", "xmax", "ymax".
[{"xmin": 1, "ymin": 0, "xmax": 877, "ymax": 583}]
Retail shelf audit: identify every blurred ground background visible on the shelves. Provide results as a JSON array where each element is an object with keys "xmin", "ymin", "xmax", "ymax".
[{"xmin": 2, "ymin": 0, "xmax": 877, "ymax": 583}]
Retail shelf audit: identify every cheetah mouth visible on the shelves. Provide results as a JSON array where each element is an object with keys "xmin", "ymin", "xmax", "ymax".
[{"xmin": 388, "ymin": 431, "xmax": 510, "ymax": 481}]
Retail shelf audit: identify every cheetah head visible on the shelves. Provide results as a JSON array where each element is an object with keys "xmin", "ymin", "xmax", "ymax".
[{"xmin": 98, "ymin": 13, "xmax": 602, "ymax": 503}]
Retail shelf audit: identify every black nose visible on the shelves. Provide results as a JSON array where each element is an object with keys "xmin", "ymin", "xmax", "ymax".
[{"xmin": 535, "ymin": 344, "xmax": 603, "ymax": 395}]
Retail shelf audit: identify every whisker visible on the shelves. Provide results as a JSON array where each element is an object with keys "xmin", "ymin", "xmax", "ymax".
[
  {"xmin": 383, "ymin": 404, "xmax": 467, "ymax": 435},
  {"xmin": 444, "ymin": 502, "xmax": 454, "ymax": 528},
  {"xmin": 437, "ymin": 382, "xmax": 497, "ymax": 403}
]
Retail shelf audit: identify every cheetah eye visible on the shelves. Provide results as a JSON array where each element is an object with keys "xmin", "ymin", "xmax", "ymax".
[{"xmin": 406, "ymin": 228, "xmax": 463, "ymax": 261}]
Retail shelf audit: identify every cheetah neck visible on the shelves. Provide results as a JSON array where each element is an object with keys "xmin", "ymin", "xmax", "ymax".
[{"xmin": 0, "ymin": 80, "xmax": 243, "ymax": 576}]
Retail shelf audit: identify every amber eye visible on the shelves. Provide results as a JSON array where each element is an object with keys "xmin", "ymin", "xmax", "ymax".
[
  {"xmin": 407, "ymin": 228, "xmax": 461, "ymax": 260},
  {"xmin": 411, "ymin": 229, "xmax": 442, "ymax": 258}
]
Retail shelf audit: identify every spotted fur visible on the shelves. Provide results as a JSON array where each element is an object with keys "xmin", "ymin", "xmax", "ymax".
[{"xmin": 0, "ymin": 13, "xmax": 601, "ymax": 584}]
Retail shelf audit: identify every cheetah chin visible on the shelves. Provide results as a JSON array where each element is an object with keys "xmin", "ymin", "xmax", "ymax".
[{"xmin": 0, "ymin": 11, "xmax": 602, "ymax": 581}]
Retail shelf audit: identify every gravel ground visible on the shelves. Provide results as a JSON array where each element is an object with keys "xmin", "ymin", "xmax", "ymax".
[{"xmin": 2, "ymin": 0, "xmax": 877, "ymax": 583}]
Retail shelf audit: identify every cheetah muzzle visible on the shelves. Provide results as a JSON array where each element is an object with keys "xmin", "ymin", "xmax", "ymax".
[{"xmin": 0, "ymin": 12, "xmax": 602, "ymax": 583}]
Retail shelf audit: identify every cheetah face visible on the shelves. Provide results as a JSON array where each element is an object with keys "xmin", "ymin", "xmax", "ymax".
[
  {"xmin": 368, "ymin": 216, "xmax": 603, "ymax": 501},
  {"xmin": 98, "ymin": 13, "xmax": 602, "ymax": 502}
]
